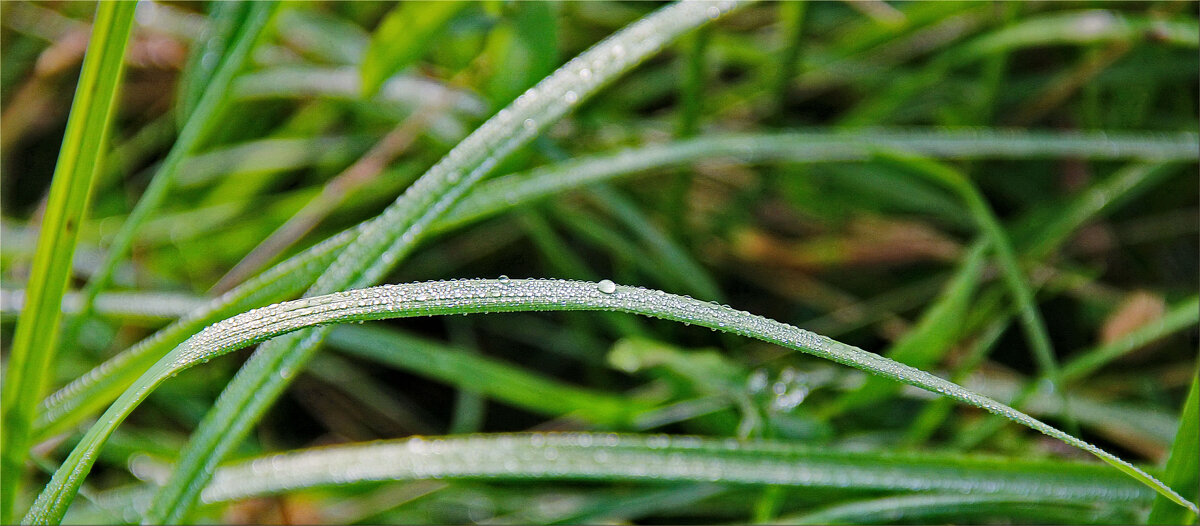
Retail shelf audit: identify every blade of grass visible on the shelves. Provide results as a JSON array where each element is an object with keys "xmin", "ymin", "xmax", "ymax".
[
  {"xmin": 1060, "ymin": 296, "xmax": 1200, "ymax": 384},
  {"xmin": 174, "ymin": 1, "xmax": 251, "ymax": 126},
  {"xmin": 34, "ymin": 130, "xmax": 1198, "ymax": 443},
  {"xmin": 199, "ymin": 432, "xmax": 1156, "ymax": 505},
  {"xmin": 948, "ymin": 295, "xmax": 1197, "ymax": 451},
  {"xmin": 0, "ymin": 3, "xmax": 136, "ymax": 521},
  {"xmin": 22, "ymin": 279, "xmax": 1198, "ymax": 524},
  {"xmin": 68, "ymin": 1, "xmax": 278, "ymax": 340},
  {"xmin": 1147, "ymin": 368, "xmax": 1200, "ymax": 525}
]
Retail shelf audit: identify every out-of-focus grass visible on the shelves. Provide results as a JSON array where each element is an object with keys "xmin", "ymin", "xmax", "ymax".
[{"xmin": 2, "ymin": 1, "xmax": 1197, "ymax": 524}]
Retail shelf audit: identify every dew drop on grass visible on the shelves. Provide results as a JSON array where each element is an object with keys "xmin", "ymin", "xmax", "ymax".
[{"xmin": 597, "ymin": 279, "xmax": 617, "ymax": 294}]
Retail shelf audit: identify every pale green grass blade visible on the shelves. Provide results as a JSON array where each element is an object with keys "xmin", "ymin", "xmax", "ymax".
[
  {"xmin": 777, "ymin": 493, "xmax": 1136, "ymax": 525},
  {"xmin": 275, "ymin": 8, "xmax": 368, "ymax": 66},
  {"xmin": 176, "ymin": 135, "xmax": 374, "ymax": 188},
  {"xmin": 33, "ymin": 129, "xmax": 1198, "ymax": 443},
  {"xmin": 232, "ymin": 65, "xmax": 488, "ymax": 117},
  {"xmin": 22, "ymin": 279, "xmax": 1197, "ymax": 524},
  {"xmin": 0, "ymin": 3, "xmax": 136, "ymax": 521},
  {"xmin": 199, "ymin": 433, "xmax": 1154, "ymax": 505},
  {"xmin": 1147, "ymin": 369, "xmax": 1199, "ymax": 525},
  {"xmin": 437, "ymin": 130, "xmax": 1199, "ymax": 233},
  {"xmin": 359, "ymin": 1, "xmax": 469, "ymax": 98},
  {"xmin": 1061, "ymin": 296, "xmax": 1199, "ymax": 383},
  {"xmin": 72, "ymin": 1, "xmax": 278, "ymax": 328},
  {"xmin": 143, "ymin": 3, "xmax": 747, "ymax": 523}
]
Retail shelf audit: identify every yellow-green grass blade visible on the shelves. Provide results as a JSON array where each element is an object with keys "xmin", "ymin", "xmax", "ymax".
[{"xmin": 0, "ymin": 3, "xmax": 136, "ymax": 521}]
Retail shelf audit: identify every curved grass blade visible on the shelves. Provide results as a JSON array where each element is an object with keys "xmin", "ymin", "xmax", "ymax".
[
  {"xmin": 0, "ymin": 3, "xmax": 136, "ymax": 521},
  {"xmin": 34, "ymin": 129, "xmax": 1199, "ymax": 442},
  {"xmin": 437, "ymin": 130, "xmax": 1199, "ymax": 233},
  {"xmin": 22, "ymin": 279, "xmax": 1198, "ymax": 524},
  {"xmin": 199, "ymin": 433, "xmax": 1154, "ymax": 505},
  {"xmin": 1147, "ymin": 368, "xmax": 1200, "ymax": 525},
  {"xmin": 145, "ymin": 3, "xmax": 747, "ymax": 523}
]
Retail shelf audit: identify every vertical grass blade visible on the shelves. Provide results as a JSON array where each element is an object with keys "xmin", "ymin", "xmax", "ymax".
[
  {"xmin": 1146, "ymin": 367, "xmax": 1199, "ymax": 525},
  {"xmin": 0, "ymin": 3, "xmax": 136, "ymax": 521}
]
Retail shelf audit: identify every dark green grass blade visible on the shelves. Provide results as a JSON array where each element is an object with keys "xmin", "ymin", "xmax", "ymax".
[{"xmin": 0, "ymin": 3, "xmax": 136, "ymax": 521}]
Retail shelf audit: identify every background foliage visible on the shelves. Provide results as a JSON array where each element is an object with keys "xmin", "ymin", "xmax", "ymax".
[{"xmin": 1, "ymin": 1, "xmax": 1197, "ymax": 524}]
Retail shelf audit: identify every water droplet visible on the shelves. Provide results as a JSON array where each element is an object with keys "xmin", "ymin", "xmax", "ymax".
[
  {"xmin": 564, "ymin": 91, "xmax": 578, "ymax": 104},
  {"xmin": 597, "ymin": 280, "xmax": 617, "ymax": 294}
]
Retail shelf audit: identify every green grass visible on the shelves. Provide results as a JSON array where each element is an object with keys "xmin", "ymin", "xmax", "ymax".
[
  {"xmin": 0, "ymin": 3, "xmax": 136, "ymax": 522},
  {"xmin": 3, "ymin": 1, "xmax": 1198, "ymax": 524}
]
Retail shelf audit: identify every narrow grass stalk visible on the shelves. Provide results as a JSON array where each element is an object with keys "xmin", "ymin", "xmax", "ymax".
[
  {"xmin": 1060, "ymin": 296, "xmax": 1199, "ymax": 383},
  {"xmin": 34, "ymin": 131, "xmax": 1198, "ymax": 443},
  {"xmin": 1147, "ymin": 369, "xmax": 1200, "ymax": 525},
  {"xmin": 324, "ymin": 324, "xmax": 654, "ymax": 426},
  {"xmin": 0, "ymin": 3, "xmax": 136, "ymax": 521},
  {"xmin": 21, "ymin": 279, "xmax": 1198, "ymax": 524},
  {"xmin": 71, "ymin": 1, "xmax": 278, "ymax": 335},
  {"xmin": 199, "ymin": 433, "xmax": 1154, "ymax": 505}
]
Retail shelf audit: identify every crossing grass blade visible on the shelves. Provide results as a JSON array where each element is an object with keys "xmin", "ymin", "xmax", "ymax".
[{"xmin": 0, "ymin": 3, "xmax": 136, "ymax": 521}]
